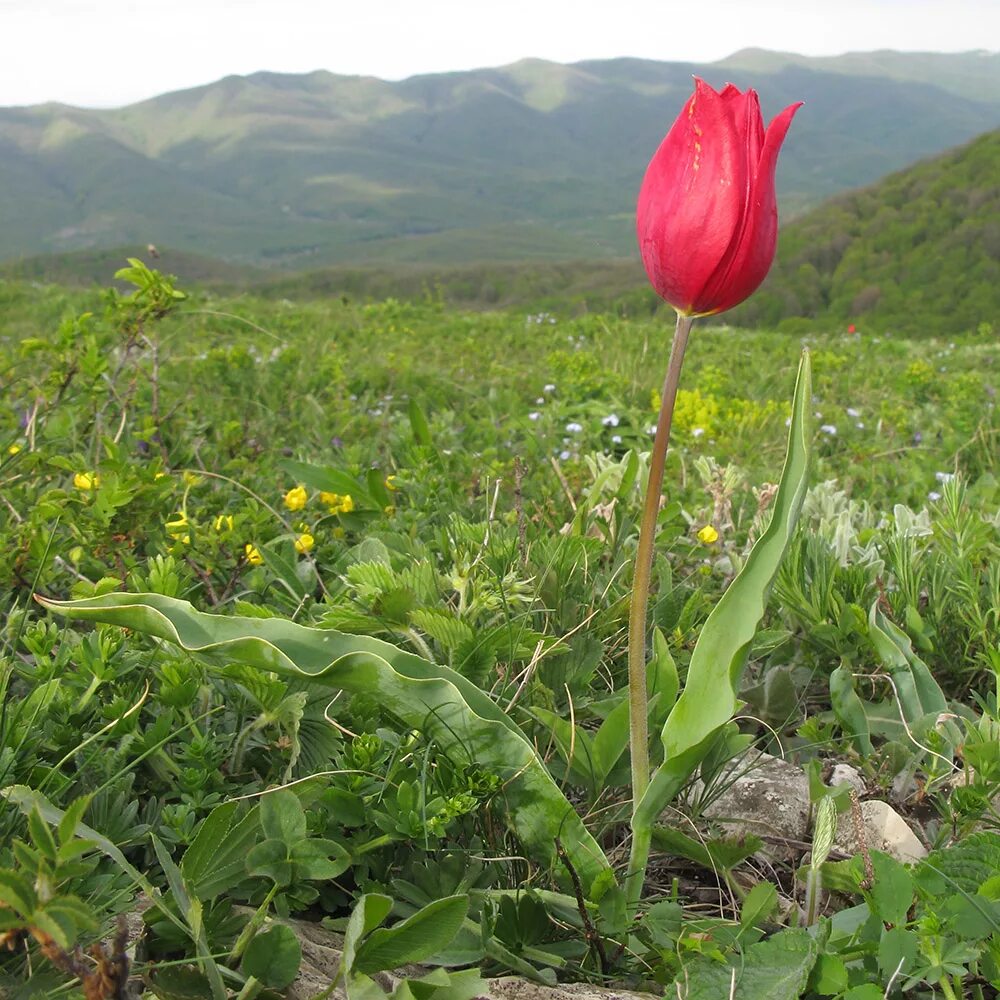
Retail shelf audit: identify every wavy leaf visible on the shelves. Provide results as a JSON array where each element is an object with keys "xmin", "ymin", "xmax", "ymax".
[{"xmin": 36, "ymin": 592, "xmax": 612, "ymax": 896}]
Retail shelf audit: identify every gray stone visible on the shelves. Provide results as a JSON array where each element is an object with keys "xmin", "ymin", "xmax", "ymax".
[{"xmin": 689, "ymin": 751, "xmax": 811, "ymax": 857}]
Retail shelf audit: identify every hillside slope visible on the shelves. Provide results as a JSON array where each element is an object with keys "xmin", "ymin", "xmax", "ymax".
[{"xmin": 730, "ymin": 129, "xmax": 1000, "ymax": 335}]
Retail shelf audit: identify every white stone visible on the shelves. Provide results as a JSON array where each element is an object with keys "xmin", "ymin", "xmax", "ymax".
[
  {"xmin": 834, "ymin": 799, "xmax": 926, "ymax": 864},
  {"xmin": 829, "ymin": 763, "xmax": 866, "ymax": 797}
]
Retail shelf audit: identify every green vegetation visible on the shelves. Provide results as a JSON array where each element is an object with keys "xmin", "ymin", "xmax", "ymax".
[
  {"xmin": 1, "ymin": 50, "xmax": 998, "ymax": 267},
  {"xmin": 2, "ymin": 263, "xmax": 1000, "ymax": 997},
  {"xmin": 732, "ymin": 129, "xmax": 1000, "ymax": 336}
]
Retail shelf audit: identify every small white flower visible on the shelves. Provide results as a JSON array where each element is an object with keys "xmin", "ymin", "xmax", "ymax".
[
  {"xmin": 602, "ymin": 413, "xmax": 620, "ymax": 427},
  {"xmin": 565, "ymin": 422, "xmax": 583, "ymax": 433},
  {"xmin": 691, "ymin": 427, "xmax": 705, "ymax": 438},
  {"xmin": 536, "ymin": 397, "xmax": 545, "ymax": 405},
  {"xmin": 559, "ymin": 450, "xmax": 571, "ymax": 461},
  {"xmin": 935, "ymin": 471, "xmax": 955, "ymax": 484},
  {"xmin": 820, "ymin": 424, "xmax": 837, "ymax": 435},
  {"xmin": 528, "ymin": 412, "xmax": 541, "ymax": 421},
  {"xmin": 856, "ymin": 421, "xmax": 865, "ymax": 430},
  {"xmin": 846, "ymin": 407, "xmax": 860, "ymax": 418},
  {"xmin": 544, "ymin": 383, "xmax": 556, "ymax": 393},
  {"xmin": 928, "ymin": 491, "xmax": 942, "ymax": 501},
  {"xmin": 611, "ymin": 434, "xmax": 622, "ymax": 444},
  {"xmin": 814, "ymin": 411, "xmax": 823, "ymax": 419},
  {"xmin": 647, "ymin": 425, "xmax": 657, "ymax": 436}
]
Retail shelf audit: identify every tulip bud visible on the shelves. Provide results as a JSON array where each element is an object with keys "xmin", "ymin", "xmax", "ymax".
[{"xmin": 637, "ymin": 78, "xmax": 801, "ymax": 317}]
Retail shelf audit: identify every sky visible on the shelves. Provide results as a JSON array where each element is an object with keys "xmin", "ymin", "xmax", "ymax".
[{"xmin": 2, "ymin": 0, "xmax": 998, "ymax": 108}]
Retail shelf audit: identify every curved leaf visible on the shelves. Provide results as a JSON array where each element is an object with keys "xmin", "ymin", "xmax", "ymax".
[
  {"xmin": 36, "ymin": 592, "xmax": 612, "ymax": 896},
  {"xmin": 635, "ymin": 350, "xmax": 812, "ymax": 829}
]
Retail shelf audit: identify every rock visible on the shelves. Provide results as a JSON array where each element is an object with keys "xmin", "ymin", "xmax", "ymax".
[
  {"xmin": 488, "ymin": 978, "xmax": 657, "ymax": 1000},
  {"xmin": 688, "ymin": 751, "xmax": 811, "ymax": 858},
  {"xmin": 834, "ymin": 799, "xmax": 926, "ymax": 864},
  {"xmin": 829, "ymin": 763, "xmax": 866, "ymax": 797}
]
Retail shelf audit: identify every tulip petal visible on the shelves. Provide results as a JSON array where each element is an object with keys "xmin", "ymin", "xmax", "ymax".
[
  {"xmin": 636, "ymin": 78, "xmax": 749, "ymax": 312},
  {"xmin": 692, "ymin": 100, "xmax": 802, "ymax": 315}
]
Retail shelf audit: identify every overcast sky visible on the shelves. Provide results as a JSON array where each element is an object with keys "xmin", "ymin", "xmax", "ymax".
[{"xmin": 2, "ymin": 0, "xmax": 998, "ymax": 108}]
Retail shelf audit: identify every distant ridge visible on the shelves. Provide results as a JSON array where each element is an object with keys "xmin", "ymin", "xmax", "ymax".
[{"xmin": 1, "ymin": 50, "xmax": 999, "ymax": 269}]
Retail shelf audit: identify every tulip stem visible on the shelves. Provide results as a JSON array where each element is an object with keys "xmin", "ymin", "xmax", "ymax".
[{"xmin": 625, "ymin": 310, "xmax": 693, "ymax": 906}]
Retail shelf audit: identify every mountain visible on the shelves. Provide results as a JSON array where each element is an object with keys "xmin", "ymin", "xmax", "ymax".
[
  {"xmin": 1, "ymin": 51, "xmax": 998, "ymax": 268},
  {"xmin": 729, "ymin": 129, "xmax": 1000, "ymax": 335},
  {"xmin": 716, "ymin": 48, "xmax": 1000, "ymax": 103}
]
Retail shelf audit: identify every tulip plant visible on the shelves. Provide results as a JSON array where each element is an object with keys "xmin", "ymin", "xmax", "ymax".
[
  {"xmin": 625, "ymin": 79, "xmax": 804, "ymax": 907},
  {"xmin": 37, "ymin": 79, "xmax": 807, "ymax": 920}
]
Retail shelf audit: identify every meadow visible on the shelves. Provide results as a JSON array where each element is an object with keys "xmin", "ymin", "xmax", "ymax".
[{"xmin": 2, "ymin": 263, "xmax": 1000, "ymax": 999}]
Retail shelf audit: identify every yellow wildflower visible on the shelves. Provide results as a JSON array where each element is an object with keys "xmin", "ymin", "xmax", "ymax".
[
  {"xmin": 337, "ymin": 494, "xmax": 354, "ymax": 514},
  {"xmin": 245, "ymin": 543, "xmax": 264, "ymax": 566},
  {"xmin": 294, "ymin": 532, "xmax": 315, "ymax": 554},
  {"xmin": 154, "ymin": 471, "xmax": 168, "ymax": 480},
  {"xmin": 384, "ymin": 475, "xmax": 398, "ymax": 491},
  {"xmin": 213, "ymin": 514, "xmax": 234, "ymax": 533},
  {"xmin": 319, "ymin": 491, "xmax": 340, "ymax": 506},
  {"xmin": 182, "ymin": 470, "xmax": 203, "ymax": 487},
  {"xmin": 74, "ymin": 472, "xmax": 99, "ymax": 490},
  {"xmin": 284, "ymin": 485, "xmax": 308, "ymax": 511},
  {"xmin": 7, "ymin": 444, "xmax": 21, "ymax": 455},
  {"xmin": 697, "ymin": 524, "xmax": 719, "ymax": 544},
  {"xmin": 166, "ymin": 512, "xmax": 189, "ymax": 539}
]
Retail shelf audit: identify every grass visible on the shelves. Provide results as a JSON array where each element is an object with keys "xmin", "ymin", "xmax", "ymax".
[{"xmin": 2, "ymin": 266, "xmax": 1000, "ymax": 998}]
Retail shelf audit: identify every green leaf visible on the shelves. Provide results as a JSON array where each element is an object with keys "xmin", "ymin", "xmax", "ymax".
[
  {"xmin": 247, "ymin": 840, "xmax": 295, "ymax": 887},
  {"xmin": 915, "ymin": 831, "xmax": 1000, "ymax": 896},
  {"xmin": 341, "ymin": 894, "xmax": 394, "ymax": 978},
  {"xmin": 355, "ymin": 895, "xmax": 469, "ymax": 974},
  {"xmin": 878, "ymin": 926, "xmax": 918, "ymax": 982},
  {"xmin": 635, "ymin": 350, "xmax": 812, "ymax": 831},
  {"xmin": 181, "ymin": 802, "xmax": 261, "ymax": 900},
  {"xmin": 866, "ymin": 851, "xmax": 913, "ymax": 927},
  {"xmin": 651, "ymin": 825, "xmax": 763, "ymax": 872},
  {"xmin": 57, "ymin": 796, "xmax": 92, "ymax": 845},
  {"xmin": 242, "ymin": 924, "xmax": 302, "ymax": 989},
  {"xmin": 260, "ymin": 789, "xmax": 307, "ymax": 844},
  {"xmin": 591, "ymin": 696, "xmax": 631, "ymax": 785},
  {"xmin": 842, "ymin": 986, "xmax": 884, "ymax": 1000},
  {"xmin": 0, "ymin": 870, "xmax": 37, "ymax": 916},
  {"xmin": 38, "ymin": 592, "xmax": 613, "ymax": 897},
  {"xmin": 408, "ymin": 400, "xmax": 433, "ymax": 448},
  {"xmin": 868, "ymin": 604, "xmax": 947, "ymax": 724},
  {"xmin": 289, "ymin": 838, "xmax": 351, "ymax": 881},
  {"xmin": 739, "ymin": 881, "xmax": 778, "ymax": 932},
  {"xmin": 647, "ymin": 627, "xmax": 679, "ymax": 722},
  {"xmin": 27, "ymin": 807, "xmax": 59, "ymax": 863},
  {"xmin": 674, "ymin": 926, "xmax": 821, "ymax": 1000},
  {"xmin": 809, "ymin": 952, "xmax": 849, "ymax": 996},
  {"xmin": 830, "ymin": 664, "xmax": 873, "ymax": 756}
]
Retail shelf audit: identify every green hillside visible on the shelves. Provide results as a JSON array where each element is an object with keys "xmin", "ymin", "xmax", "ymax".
[
  {"xmin": 1, "ymin": 51, "xmax": 998, "ymax": 267},
  {"xmin": 730, "ymin": 129, "xmax": 1000, "ymax": 336}
]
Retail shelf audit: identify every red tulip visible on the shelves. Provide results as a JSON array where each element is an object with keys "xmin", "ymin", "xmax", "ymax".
[{"xmin": 636, "ymin": 79, "xmax": 801, "ymax": 317}]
